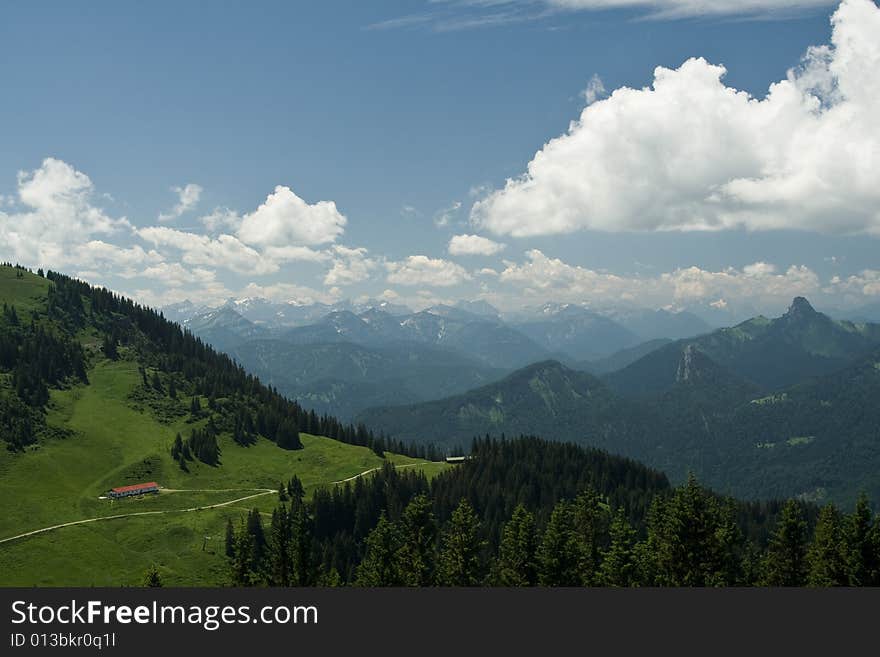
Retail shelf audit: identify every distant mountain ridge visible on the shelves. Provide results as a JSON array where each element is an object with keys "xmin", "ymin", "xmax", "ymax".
[
  {"xmin": 230, "ymin": 339, "xmax": 506, "ymax": 420},
  {"xmin": 512, "ymin": 305, "xmax": 640, "ymax": 362},
  {"xmin": 356, "ymin": 299, "xmax": 880, "ymax": 505},
  {"xmin": 357, "ymin": 360, "xmax": 647, "ymax": 451},
  {"xmin": 606, "ymin": 297, "xmax": 880, "ymax": 397}
]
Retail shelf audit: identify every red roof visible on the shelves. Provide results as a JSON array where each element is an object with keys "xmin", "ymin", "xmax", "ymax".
[{"xmin": 111, "ymin": 482, "xmax": 159, "ymax": 494}]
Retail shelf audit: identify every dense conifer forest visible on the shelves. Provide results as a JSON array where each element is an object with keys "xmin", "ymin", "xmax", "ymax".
[{"xmin": 226, "ymin": 437, "xmax": 880, "ymax": 587}]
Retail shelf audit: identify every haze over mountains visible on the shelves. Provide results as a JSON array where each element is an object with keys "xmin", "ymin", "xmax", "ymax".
[
  {"xmin": 356, "ymin": 298, "xmax": 880, "ymax": 505},
  {"xmin": 165, "ymin": 296, "xmax": 716, "ymax": 418},
  {"xmin": 157, "ymin": 292, "xmax": 880, "ymax": 506}
]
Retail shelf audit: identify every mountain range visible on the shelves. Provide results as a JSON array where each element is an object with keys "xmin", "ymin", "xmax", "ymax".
[
  {"xmin": 357, "ymin": 298, "xmax": 880, "ymax": 505},
  {"xmin": 605, "ymin": 297, "xmax": 880, "ymax": 396},
  {"xmin": 165, "ymin": 296, "xmax": 714, "ymax": 417}
]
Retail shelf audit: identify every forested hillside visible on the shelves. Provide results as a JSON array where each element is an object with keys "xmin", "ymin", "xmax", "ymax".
[
  {"xmin": 229, "ymin": 339, "xmax": 506, "ymax": 420},
  {"xmin": 0, "ymin": 263, "xmax": 419, "ymax": 458},
  {"xmin": 227, "ymin": 437, "xmax": 880, "ymax": 587},
  {"xmin": 359, "ymin": 341, "xmax": 880, "ymax": 506}
]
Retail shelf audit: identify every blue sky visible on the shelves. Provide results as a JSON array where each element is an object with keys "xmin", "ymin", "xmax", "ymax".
[{"xmin": 1, "ymin": 0, "xmax": 878, "ymax": 319}]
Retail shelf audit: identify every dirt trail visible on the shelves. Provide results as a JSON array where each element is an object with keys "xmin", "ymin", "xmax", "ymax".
[
  {"xmin": 331, "ymin": 462, "xmax": 422, "ymax": 484},
  {"xmin": 0, "ymin": 462, "xmax": 432, "ymax": 545},
  {"xmin": 0, "ymin": 489, "xmax": 275, "ymax": 545}
]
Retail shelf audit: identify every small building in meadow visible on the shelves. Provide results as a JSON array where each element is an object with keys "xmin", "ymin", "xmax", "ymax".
[{"xmin": 108, "ymin": 482, "xmax": 159, "ymax": 499}]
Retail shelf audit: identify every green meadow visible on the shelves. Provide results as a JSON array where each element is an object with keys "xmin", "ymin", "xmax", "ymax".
[{"xmin": 0, "ymin": 354, "xmax": 448, "ymax": 585}]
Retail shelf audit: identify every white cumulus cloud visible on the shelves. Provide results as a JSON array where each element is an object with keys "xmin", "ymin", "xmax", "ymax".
[
  {"xmin": 386, "ymin": 255, "xmax": 472, "ymax": 287},
  {"xmin": 472, "ymin": 0, "xmax": 880, "ymax": 238},
  {"xmin": 137, "ymin": 226, "xmax": 277, "ymax": 275},
  {"xmin": 0, "ymin": 158, "xmax": 130, "ymax": 268},
  {"xmin": 199, "ymin": 207, "xmax": 240, "ymax": 233},
  {"xmin": 324, "ymin": 246, "xmax": 380, "ymax": 286},
  {"xmin": 829, "ymin": 269, "xmax": 880, "ymax": 297},
  {"xmin": 497, "ymin": 249, "xmax": 823, "ymax": 309},
  {"xmin": 448, "ymin": 234, "xmax": 506, "ymax": 256},
  {"xmin": 238, "ymin": 185, "xmax": 347, "ymax": 247}
]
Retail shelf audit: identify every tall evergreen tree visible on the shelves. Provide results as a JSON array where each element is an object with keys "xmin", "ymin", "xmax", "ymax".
[
  {"xmin": 288, "ymin": 475, "xmax": 305, "ymax": 510},
  {"xmin": 102, "ymin": 333, "xmax": 118, "ymax": 360},
  {"xmin": 844, "ymin": 493, "xmax": 880, "ymax": 586},
  {"xmin": 225, "ymin": 517, "xmax": 236, "ymax": 559},
  {"xmin": 641, "ymin": 474, "xmax": 742, "ymax": 586},
  {"xmin": 438, "ymin": 499, "xmax": 485, "ymax": 586},
  {"xmin": 276, "ymin": 419, "xmax": 302, "ymax": 450},
  {"xmin": 599, "ymin": 508, "xmax": 638, "ymax": 587},
  {"xmin": 246, "ymin": 508, "xmax": 267, "ymax": 578},
  {"xmin": 537, "ymin": 500, "xmax": 582, "ymax": 587},
  {"xmin": 267, "ymin": 506, "xmax": 292, "ymax": 586},
  {"xmin": 573, "ymin": 487, "xmax": 608, "ymax": 585},
  {"xmin": 807, "ymin": 504, "xmax": 847, "ymax": 587},
  {"xmin": 355, "ymin": 513, "xmax": 403, "ymax": 586},
  {"xmin": 289, "ymin": 503, "xmax": 312, "ymax": 586},
  {"xmin": 398, "ymin": 495, "xmax": 438, "ymax": 586},
  {"xmin": 231, "ymin": 525, "xmax": 256, "ymax": 587},
  {"xmin": 494, "ymin": 504, "xmax": 537, "ymax": 587},
  {"xmin": 762, "ymin": 499, "xmax": 808, "ymax": 586}
]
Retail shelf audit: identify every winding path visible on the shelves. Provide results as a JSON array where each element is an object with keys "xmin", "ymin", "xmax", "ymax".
[
  {"xmin": 1, "ymin": 462, "xmax": 435, "ymax": 546},
  {"xmin": 0, "ymin": 489, "xmax": 275, "ymax": 545},
  {"xmin": 330, "ymin": 462, "xmax": 423, "ymax": 484}
]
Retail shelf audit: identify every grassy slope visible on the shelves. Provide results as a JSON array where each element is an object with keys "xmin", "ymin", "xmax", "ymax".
[
  {"xmin": 0, "ymin": 265, "xmax": 52, "ymax": 317},
  {"xmin": 0, "ymin": 358, "xmax": 448, "ymax": 585},
  {"xmin": 0, "ymin": 268, "xmax": 448, "ymax": 585}
]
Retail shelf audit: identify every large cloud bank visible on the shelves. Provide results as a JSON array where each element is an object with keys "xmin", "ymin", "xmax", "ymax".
[{"xmin": 472, "ymin": 0, "xmax": 880, "ymax": 237}]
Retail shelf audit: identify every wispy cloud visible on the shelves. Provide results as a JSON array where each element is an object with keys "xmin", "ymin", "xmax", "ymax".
[
  {"xmin": 366, "ymin": 0, "xmax": 837, "ymax": 32},
  {"xmin": 158, "ymin": 183, "xmax": 202, "ymax": 222},
  {"xmin": 367, "ymin": 0, "xmax": 555, "ymax": 32}
]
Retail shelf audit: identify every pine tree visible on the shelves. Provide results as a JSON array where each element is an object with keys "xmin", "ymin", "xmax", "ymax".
[
  {"xmin": 641, "ymin": 474, "xmax": 742, "ymax": 586},
  {"xmin": 438, "ymin": 499, "xmax": 485, "ymax": 586},
  {"xmin": 276, "ymin": 419, "xmax": 302, "ymax": 450},
  {"xmin": 844, "ymin": 493, "xmax": 880, "ymax": 586},
  {"xmin": 317, "ymin": 567, "xmax": 343, "ymax": 587},
  {"xmin": 355, "ymin": 513, "xmax": 403, "ymax": 586},
  {"xmin": 289, "ymin": 503, "xmax": 312, "ymax": 586},
  {"xmin": 762, "ymin": 500, "xmax": 808, "ymax": 586},
  {"xmin": 573, "ymin": 487, "xmax": 608, "ymax": 585},
  {"xmin": 287, "ymin": 475, "xmax": 305, "ymax": 510},
  {"xmin": 246, "ymin": 508, "xmax": 267, "ymax": 576},
  {"xmin": 225, "ymin": 517, "xmax": 236, "ymax": 558},
  {"xmin": 267, "ymin": 506, "xmax": 292, "ymax": 586},
  {"xmin": 142, "ymin": 564, "xmax": 163, "ymax": 587},
  {"xmin": 807, "ymin": 504, "xmax": 847, "ymax": 587},
  {"xmin": 398, "ymin": 494, "xmax": 438, "ymax": 586},
  {"xmin": 537, "ymin": 500, "xmax": 581, "ymax": 586},
  {"xmin": 102, "ymin": 334, "xmax": 118, "ymax": 360},
  {"xmin": 494, "ymin": 504, "xmax": 537, "ymax": 586},
  {"xmin": 231, "ymin": 525, "xmax": 256, "ymax": 587},
  {"xmin": 599, "ymin": 508, "xmax": 638, "ymax": 587}
]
